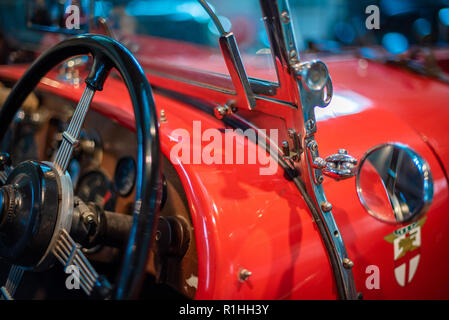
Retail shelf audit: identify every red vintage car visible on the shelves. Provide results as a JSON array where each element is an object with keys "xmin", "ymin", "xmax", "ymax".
[{"xmin": 0, "ymin": 0, "xmax": 447, "ymax": 300}]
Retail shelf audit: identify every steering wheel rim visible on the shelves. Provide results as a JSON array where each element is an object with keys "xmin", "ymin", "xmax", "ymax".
[{"xmin": 0, "ymin": 34, "xmax": 161, "ymax": 299}]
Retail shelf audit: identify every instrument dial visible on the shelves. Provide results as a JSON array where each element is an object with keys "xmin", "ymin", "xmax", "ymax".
[
  {"xmin": 114, "ymin": 156, "xmax": 136, "ymax": 197},
  {"xmin": 76, "ymin": 170, "xmax": 116, "ymax": 211}
]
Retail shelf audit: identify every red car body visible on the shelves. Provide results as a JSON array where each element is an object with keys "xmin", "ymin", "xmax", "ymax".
[{"xmin": 0, "ymin": 1, "xmax": 448, "ymax": 300}]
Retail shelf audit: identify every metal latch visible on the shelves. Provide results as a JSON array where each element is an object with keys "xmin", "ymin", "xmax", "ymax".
[{"xmin": 312, "ymin": 149, "xmax": 357, "ymax": 180}]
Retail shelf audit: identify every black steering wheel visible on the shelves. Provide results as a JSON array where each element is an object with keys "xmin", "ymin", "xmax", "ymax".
[{"xmin": 0, "ymin": 34, "xmax": 161, "ymax": 299}]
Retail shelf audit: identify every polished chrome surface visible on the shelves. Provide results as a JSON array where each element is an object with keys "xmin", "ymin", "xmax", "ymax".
[
  {"xmin": 305, "ymin": 138, "xmax": 357, "ymax": 299},
  {"xmin": 54, "ymin": 86, "xmax": 95, "ymax": 172},
  {"xmin": 313, "ymin": 149, "xmax": 358, "ymax": 181},
  {"xmin": 197, "ymin": 0, "xmax": 256, "ymax": 110},
  {"xmin": 219, "ymin": 33, "xmax": 257, "ymax": 110},
  {"xmin": 295, "ymin": 60, "xmax": 333, "ymax": 137},
  {"xmin": 356, "ymin": 143, "xmax": 434, "ymax": 224},
  {"xmin": 214, "ymin": 103, "xmax": 233, "ymax": 119},
  {"xmin": 270, "ymin": 0, "xmax": 358, "ymax": 299},
  {"xmin": 53, "ymin": 229, "xmax": 99, "ymax": 296}
]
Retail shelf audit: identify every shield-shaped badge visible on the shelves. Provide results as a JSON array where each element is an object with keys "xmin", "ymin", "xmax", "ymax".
[{"xmin": 384, "ymin": 216, "xmax": 427, "ymax": 286}]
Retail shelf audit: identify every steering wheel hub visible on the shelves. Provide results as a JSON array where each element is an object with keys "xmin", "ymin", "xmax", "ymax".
[{"xmin": 0, "ymin": 161, "xmax": 64, "ymax": 268}]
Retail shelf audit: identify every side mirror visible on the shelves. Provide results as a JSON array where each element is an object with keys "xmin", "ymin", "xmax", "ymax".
[
  {"xmin": 26, "ymin": 0, "xmax": 92, "ymax": 34},
  {"xmin": 356, "ymin": 143, "xmax": 433, "ymax": 224}
]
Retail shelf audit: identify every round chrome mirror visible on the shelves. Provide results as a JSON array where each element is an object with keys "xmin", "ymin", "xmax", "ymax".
[{"xmin": 356, "ymin": 143, "xmax": 433, "ymax": 224}]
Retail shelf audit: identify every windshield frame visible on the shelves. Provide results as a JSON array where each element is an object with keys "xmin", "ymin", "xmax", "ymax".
[{"xmin": 95, "ymin": 0, "xmax": 297, "ymax": 108}]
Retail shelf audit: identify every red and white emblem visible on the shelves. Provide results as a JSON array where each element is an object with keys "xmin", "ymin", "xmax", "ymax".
[{"xmin": 384, "ymin": 217, "xmax": 426, "ymax": 286}]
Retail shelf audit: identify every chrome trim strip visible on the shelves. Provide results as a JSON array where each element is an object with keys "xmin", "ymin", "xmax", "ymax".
[
  {"xmin": 148, "ymin": 69, "xmax": 296, "ymax": 108},
  {"xmin": 306, "ymin": 138, "xmax": 357, "ymax": 299},
  {"xmin": 197, "ymin": 0, "xmax": 256, "ymax": 109}
]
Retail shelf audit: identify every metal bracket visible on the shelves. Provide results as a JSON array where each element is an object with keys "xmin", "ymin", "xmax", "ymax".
[
  {"xmin": 273, "ymin": 0, "xmax": 358, "ymax": 300},
  {"xmin": 282, "ymin": 129, "xmax": 302, "ymax": 161},
  {"xmin": 197, "ymin": 0, "xmax": 256, "ymax": 110}
]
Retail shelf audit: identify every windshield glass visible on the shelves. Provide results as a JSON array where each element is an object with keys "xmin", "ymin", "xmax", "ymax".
[
  {"xmin": 290, "ymin": 0, "xmax": 449, "ymax": 55},
  {"xmin": 94, "ymin": 0, "xmax": 278, "ymax": 83},
  {"xmin": 5, "ymin": 1, "xmax": 448, "ymax": 82},
  {"xmin": 0, "ymin": 0, "xmax": 277, "ymax": 83}
]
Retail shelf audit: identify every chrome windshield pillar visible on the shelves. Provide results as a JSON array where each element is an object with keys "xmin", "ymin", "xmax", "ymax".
[{"xmin": 260, "ymin": 0, "xmax": 358, "ymax": 300}]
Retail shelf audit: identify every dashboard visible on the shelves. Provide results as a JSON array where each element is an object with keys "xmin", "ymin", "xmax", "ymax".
[{"xmin": 0, "ymin": 86, "xmax": 198, "ymax": 299}]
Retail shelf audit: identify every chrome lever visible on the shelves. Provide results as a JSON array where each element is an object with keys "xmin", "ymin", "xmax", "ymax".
[{"xmin": 313, "ymin": 149, "xmax": 357, "ymax": 181}]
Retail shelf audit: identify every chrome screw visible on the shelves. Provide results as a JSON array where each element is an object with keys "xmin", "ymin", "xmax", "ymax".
[
  {"xmin": 306, "ymin": 119, "xmax": 315, "ymax": 131},
  {"xmin": 343, "ymin": 258, "xmax": 354, "ymax": 269},
  {"xmin": 214, "ymin": 104, "xmax": 232, "ymax": 120},
  {"xmin": 308, "ymin": 140, "xmax": 318, "ymax": 152},
  {"xmin": 320, "ymin": 201, "xmax": 333, "ymax": 212},
  {"xmin": 289, "ymin": 50, "xmax": 298, "ymax": 64},
  {"xmin": 239, "ymin": 268, "xmax": 252, "ymax": 282},
  {"xmin": 281, "ymin": 11, "xmax": 290, "ymax": 24},
  {"xmin": 289, "ymin": 49, "xmax": 297, "ymax": 59}
]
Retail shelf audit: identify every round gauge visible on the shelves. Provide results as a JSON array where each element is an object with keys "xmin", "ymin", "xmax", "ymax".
[
  {"xmin": 114, "ymin": 156, "xmax": 137, "ymax": 197},
  {"xmin": 76, "ymin": 171, "xmax": 116, "ymax": 211}
]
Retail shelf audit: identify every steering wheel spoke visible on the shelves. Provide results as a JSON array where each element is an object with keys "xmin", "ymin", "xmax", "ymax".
[
  {"xmin": 53, "ymin": 229, "xmax": 111, "ymax": 297},
  {"xmin": 53, "ymin": 86, "xmax": 96, "ymax": 172},
  {"xmin": 0, "ymin": 265, "xmax": 24, "ymax": 300}
]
